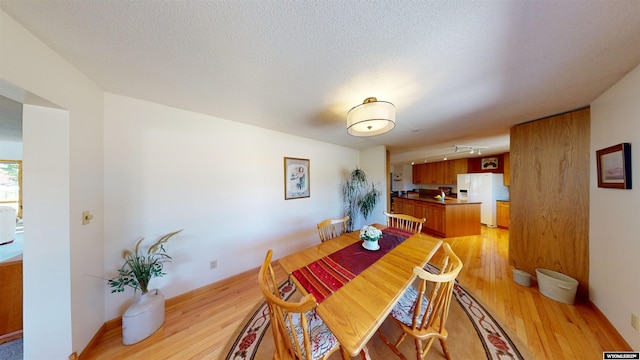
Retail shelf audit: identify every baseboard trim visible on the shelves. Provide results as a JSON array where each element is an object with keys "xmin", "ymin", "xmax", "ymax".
[
  {"xmin": 586, "ymin": 300, "xmax": 632, "ymax": 350},
  {"xmin": 78, "ymin": 322, "xmax": 107, "ymax": 360},
  {"xmin": 0, "ymin": 330, "xmax": 22, "ymax": 345},
  {"xmin": 78, "ymin": 265, "xmax": 260, "ymax": 357}
]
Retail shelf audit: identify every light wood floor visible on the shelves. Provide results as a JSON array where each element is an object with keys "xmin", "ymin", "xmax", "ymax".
[{"xmin": 82, "ymin": 227, "xmax": 630, "ymax": 359}]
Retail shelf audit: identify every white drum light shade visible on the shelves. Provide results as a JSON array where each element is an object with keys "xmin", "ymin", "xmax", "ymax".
[{"xmin": 347, "ymin": 97, "xmax": 396, "ymax": 137}]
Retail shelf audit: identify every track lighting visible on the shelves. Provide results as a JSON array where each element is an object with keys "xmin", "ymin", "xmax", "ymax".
[{"xmin": 410, "ymin": 145, "xmax": 489, "ymax": 165}]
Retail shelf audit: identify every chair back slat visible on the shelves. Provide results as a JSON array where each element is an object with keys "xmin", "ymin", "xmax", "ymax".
[
  {"xmin": 317, "ymin": 216, "xmax": 349, "ymax": 242},
  {"xmin": 378, "ymin": 243, "xmax": 462, "ymax": 360},
  {"xmin": 412, "ymin": 244, "xmax": 462, "ymax": 333},
  {"xmin": 384, "ymin": 211, "xmax": 425, "ymax": 234}
]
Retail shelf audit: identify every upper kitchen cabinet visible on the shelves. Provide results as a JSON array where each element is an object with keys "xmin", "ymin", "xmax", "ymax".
[
  {"xmin": 451, "ymin": 159, "xmax": 468, "ymax": 184},
  {"xmin": 412, "ymin": 163, "xmax": 425, "ymax": 184},
  {"xmin": 426, "ymin": 161, "xmax": 444, "ymax": 184},
  {"xmin": 412, "ymin": 158, "xmax": 468, "ymax": 185}
]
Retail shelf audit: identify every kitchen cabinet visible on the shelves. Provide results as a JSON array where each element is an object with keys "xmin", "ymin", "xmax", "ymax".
[
  {"xmin": 496, "ymin": 201, "xmax": 509, "ymax": 229},
  {"xmin": 442, "ymin": 161, "xmax": 456, "ymax": 184},
  {"xmin": 453, "ymin": 159, "xmax": 468, "ymax": 181},
  {"xmin": 426, "ymin": 162, "xmax": 444, "ymax": 184},
  {"xmin": 412, "ymin": 163, "xmax": 425, "ymax": 184},
  {"xmin": 445, "ymin": 159, "xmax": 468, "ymax": 184},
  {"xmin": 0, "ymin": 259, "xmax": 22, "ymax": 338},
  {"xmin": 412, "ymin": 159, "xmax": 468, "ymax": 185},
  {"xmin": 423, "ymin": 203, "xmax": 445, "ymax": 236},
  {"xmin": 393, "ymin": 197, "xmax": 403, "ymax": 213},
  {"xmin": 392, "ymin": 196, "xmax": 480, "ymax": 237}
]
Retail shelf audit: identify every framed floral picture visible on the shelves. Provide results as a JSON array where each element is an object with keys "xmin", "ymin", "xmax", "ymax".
[
  {"xmin": 596, "ymin": 143, "xmax": 632, "ymax": 189},
  {"xmin": 284, "ymin": 157, "xmax": 310, "ymax": 199}
]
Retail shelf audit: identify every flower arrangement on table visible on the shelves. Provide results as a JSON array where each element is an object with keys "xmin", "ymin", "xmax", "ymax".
[{"xmin": 360, "ymin": 225, "xmax": 382, "ymax": 242}]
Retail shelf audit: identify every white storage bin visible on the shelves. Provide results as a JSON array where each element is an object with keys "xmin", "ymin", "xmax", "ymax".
[
  {"xmin": 512, "ymin": 269, "xmax": 531, "ymax": 287},
  {"xmin": 535, "ymin": 268, "xmax": 578, "ymax": 304}
]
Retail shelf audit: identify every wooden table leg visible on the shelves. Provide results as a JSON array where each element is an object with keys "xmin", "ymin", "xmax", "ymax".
[
  {"xmin": 360, "ymin": 345, "xmax": 371, "ymax": 360},
  {"xmin": 340, "ymin": 346, "xmax": 350, "ymax": 360}
]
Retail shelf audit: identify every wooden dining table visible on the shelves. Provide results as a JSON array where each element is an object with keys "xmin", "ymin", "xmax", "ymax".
[{"xmin": 278, "ymin": 224, "xmax": 443, "ymax": 359}]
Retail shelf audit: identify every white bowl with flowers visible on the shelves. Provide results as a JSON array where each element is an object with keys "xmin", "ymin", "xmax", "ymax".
[{"xmin": 360, "ymin": 225, "xmax": 382, "ymax": 251}]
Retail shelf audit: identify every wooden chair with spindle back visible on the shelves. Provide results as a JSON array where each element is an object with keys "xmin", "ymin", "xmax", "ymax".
[
  {"xmin": 378, "ymin": 243, "xmax": 463, "ymax": 360},
  {"xmin": 258, "ymin": 250, "xmax": 341, "ymax": 360},
  {"xmin": 316, "ymin": 216, "xmax": 349, "ymax": 242},
  {"xmin": 384, "ymin": 211, "xmax": 425, "ymax": 234}
]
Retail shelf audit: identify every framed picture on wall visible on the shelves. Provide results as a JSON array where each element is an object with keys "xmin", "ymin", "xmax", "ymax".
[
  {"xmin": 284, "ymin": 157, "xmax": 310, "ymax": 199},
  {"xmin": 596, "ymin": 143, "xmax": 632, "ymax": 189},
  {"xmin": 481, "ymin": 157, "xmax": 498, "ymax": 170}
]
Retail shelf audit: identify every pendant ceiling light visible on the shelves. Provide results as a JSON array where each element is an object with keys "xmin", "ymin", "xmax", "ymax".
[{"xmin": 347, "ymin": 97, "xmax": 396, "ymax": 137}]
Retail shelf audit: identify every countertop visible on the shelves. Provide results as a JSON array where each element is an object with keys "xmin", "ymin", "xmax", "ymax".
[{"xmin": 395, "ymin": 194, "xmax": 481, "ymax": 205}]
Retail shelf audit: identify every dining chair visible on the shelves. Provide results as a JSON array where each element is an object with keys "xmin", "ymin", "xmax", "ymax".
[
  {"xmin": 384, "ymin": 211, "xmax": 425, "ymax": 234},
  {"xmin": 258, "ymin": 249, "xmax": 341, "ymax": 360},
  {"xmin": 316, "ymin": 216, "xmax": 349, "ymax": 242},
  {"xmin": 378, "ymin": 243, "xmax": 463, "ymax": 360}
]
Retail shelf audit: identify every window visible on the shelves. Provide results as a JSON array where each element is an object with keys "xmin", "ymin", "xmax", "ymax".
[{"xmin": 0, "ymin": 160, "xmax": 22, "ymax": 219}]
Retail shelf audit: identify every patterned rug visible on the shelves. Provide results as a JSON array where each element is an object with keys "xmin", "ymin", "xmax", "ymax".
[{"xmin": 225, "ymin": 263, "xmax": 531, "ymax": 360}]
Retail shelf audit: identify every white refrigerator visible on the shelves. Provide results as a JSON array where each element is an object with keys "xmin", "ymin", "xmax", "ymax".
[{"xmin": 457, "ymin": 173, "xmax": 509, "ymax": 228}]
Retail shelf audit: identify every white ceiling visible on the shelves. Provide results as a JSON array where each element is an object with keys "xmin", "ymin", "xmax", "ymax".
[{"xmin": 2, "ymin": 1, "xmax": 640, "ymax": 165}]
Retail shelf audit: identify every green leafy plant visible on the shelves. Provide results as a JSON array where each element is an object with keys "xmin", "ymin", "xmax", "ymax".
[
  {"xmin": 342, "ymin": 168, "xmax": 381, "ymax": 231},
  {"xmin": 108, "ymin": 230, "xmax": 183, "ymax": 294}
]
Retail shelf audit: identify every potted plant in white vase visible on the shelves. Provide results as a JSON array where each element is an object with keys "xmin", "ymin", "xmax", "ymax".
[
  {"xmin": 360, "ymin": 225, "xmax": 382, "ymax": 251},
  {"xmin": 342, "ymin": 168, "xmax": 381, "ymax": 231},
  {"xmin": 108, "ymin": 229, "xmax": 182, "ymax": 345}
]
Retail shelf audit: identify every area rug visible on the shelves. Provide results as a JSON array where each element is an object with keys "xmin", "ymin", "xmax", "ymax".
[{"xmin": 224, "ymin": 264, "xmax": 532, "ymax": 360}]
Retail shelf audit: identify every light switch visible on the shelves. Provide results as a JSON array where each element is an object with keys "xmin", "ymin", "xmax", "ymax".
[{"xmin": 82, "ymin": 210, "xmax": 93, "ymax": 225}]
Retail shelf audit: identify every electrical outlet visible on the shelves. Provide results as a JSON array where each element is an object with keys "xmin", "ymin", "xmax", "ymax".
[
  {"xmin": 210, "ymin": 260, "xmax": 218, "ymax": 270},
  {"xmin": 632, "ymin": 313, "xmax": 638, "ymax": 331}
]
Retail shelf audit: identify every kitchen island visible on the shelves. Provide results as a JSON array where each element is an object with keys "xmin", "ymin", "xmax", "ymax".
[{"xmin": 393, "ymin": 195, "xmax": 481, "ymax": 237}]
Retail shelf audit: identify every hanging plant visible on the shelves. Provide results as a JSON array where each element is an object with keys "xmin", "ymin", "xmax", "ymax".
[{"xmin": 342, "ymin": 168, "xmax": 381, "ymax": 231}]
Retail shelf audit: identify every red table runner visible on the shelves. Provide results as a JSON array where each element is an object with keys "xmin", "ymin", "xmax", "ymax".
[{"xmin": 292, "ymin": 227, "xmax": 413, "ymax": 303}]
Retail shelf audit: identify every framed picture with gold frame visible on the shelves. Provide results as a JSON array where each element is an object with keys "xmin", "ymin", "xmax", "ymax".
[
  {"xmin": 284, "ymin": 157, "xmax": 310, "ymax": 199},
  {"xmin": 596, "ymin": 143, "xmax": 631, "ymax": 189},
  {"xmin": 481, "ymin": 157, "xmax": 498, "ymax": 170}
]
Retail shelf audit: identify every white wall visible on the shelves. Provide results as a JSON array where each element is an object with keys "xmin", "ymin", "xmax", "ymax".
[
  {"xmin": 590, "ymin": 63, "xmax": 640, "ymax": 349},
  {"xmin": 103, "ymin": 94, "xmax": 359, "ymax": 319},
  {"xmin": 22, "ymin": 105, "xmax": 72, "ymax": 358},
  {"xmin": 391, "ymin": 164, "xmax": 413, "ymax": 192},
  {"xmin": 1, "ymin": 10, "xmax": 105, "ymax": 358},
  {"xmin": 358, "ymin": 146, "xmax": 388, "ymax": 229},
  {"xmin": 0, "ymin": 140, "xmax": 22, "ymax": 160}
]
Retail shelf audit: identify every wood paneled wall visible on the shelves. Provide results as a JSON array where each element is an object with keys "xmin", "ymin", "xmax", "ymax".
[{"xmin": 509, "ymin": 108, "xmax": 590, "ymax": 298}]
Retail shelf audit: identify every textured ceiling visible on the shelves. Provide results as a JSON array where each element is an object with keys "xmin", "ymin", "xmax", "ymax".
[{"xmin": 2, "ymin": 1, "xmax": 640, "ymax": 164}]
